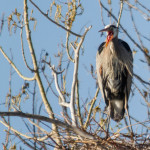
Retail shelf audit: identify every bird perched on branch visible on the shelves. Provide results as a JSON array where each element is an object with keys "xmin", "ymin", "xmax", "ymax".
[{"xmin": 96, "ymin": 25, "xmax": 133, "ymax": 122}]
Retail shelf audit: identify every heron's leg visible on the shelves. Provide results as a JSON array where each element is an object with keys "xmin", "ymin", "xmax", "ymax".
[
  {"xmin": 106, "ymin": 114, "xmax": 110, "ymax": 139},
  {"xmin": 104, "ymin": 102, "xmax": 110, "ymax": 139},
  {"xmin": 124, "ymin": 117, "xmax": 131, "ymax": 133},
  {"xmin": 102, "ymin": 77, "xmax": 110, "ymax": 138},
  {"xmin": 125, "ymin": 86, "xmax": 134, "ymax": 140}
]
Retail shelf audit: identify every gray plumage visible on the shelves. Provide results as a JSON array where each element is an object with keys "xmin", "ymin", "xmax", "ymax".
[{"xmin": 96, "ymin": 25, "xmax": 133, "ymax": 122}]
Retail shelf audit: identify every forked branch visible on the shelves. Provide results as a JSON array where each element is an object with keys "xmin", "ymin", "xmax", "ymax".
[
  {"xmin": 45, "ymin": 26, "xmax": 92, "ymax": 126},
  {"xmin": 69, "ymin": 26, "xmax": 92, "ymax": 126}
]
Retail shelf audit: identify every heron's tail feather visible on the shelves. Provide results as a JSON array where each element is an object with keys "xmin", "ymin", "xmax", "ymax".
[{"xmin": 109, "ymin": 99, "xmax": 125, "ymax": 122}]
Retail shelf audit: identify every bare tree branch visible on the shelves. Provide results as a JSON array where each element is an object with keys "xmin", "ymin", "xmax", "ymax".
[
  {"xmin": 117, "ymin": 0, "xmax": 124, "ymax": 28},
  {"xmin": 66, "ymin": 32, "xmax": 75, "ymax": 62},
  {"xmin": 133, "ymin": 73, "xmax": 150, "ymax": 86},
  {"xmin": 0, "ymin": 47, "xmax": 36, "ymax": 81},
  {"xmin": 76, "ymin": 79, "xmax": 83, "ymax": 127},
  {"xmin": 0, "ymin": 111, "xmax": 95, "ymax": 140},
  {"xmin": 24, "ymin": 0, "xmax": 62, "ymax": 146},
  {"xmin": 125, "ymin": 0, "xmax": 150, "ymax": 21},
  {"xmin": 70, "ymin": 26, "xmax": 92, "ymax": 126},
  {"xmin": 133, "ymin": 82, "xmax": 150, "ymax": 107},
  {"xmin": 84, "ymin": 88, "xmax": 99, "ymax": 130},
  {"xmin": 29, "ymin": 0, "xmax": 82, "ymax": 37},
  {"xmin": 20, "ymin": 24, "xmax": 33, "ymax": 72}
]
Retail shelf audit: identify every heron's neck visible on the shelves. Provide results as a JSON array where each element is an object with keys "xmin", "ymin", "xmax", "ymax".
[{"xmin": 108, "ymin": 38, "xmax": 119, "ymax": 54}]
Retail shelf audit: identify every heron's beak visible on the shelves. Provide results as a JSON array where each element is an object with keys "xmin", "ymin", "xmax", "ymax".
[
  {"xmin": 99, "ymin": 27, "xmax": 113, "ymax": 47},
  {"xmin": 105, "ymin": 34, "xmax": 113, "ymax": 47},
  {"xmin": 98, "ymin": 28, "xmax": 109, "ymax": 32}
]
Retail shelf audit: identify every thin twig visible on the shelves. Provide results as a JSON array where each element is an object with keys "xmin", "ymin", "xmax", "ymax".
[
  {"xmin": 76, "ymin": 79, "xmax": 83, "ymax": 127},
  {"xmin": 0, "ymin": 118, "xmax": 37, "ymax": 140},
  {"xmin": 66, "ymin": 31, "xmax": 75, "ymax": 62},
  {"xmin": 130, "ymin": 116, "xmax": 150, "ymax": 130},
  {"xmin": 133, "ymin": 73, "xmax": 150, "ymax": 86},
  {"xmin": 116, "ymin": 119, "xmax": 150, "ymax": 134},
  {"xmin": 136, "ymin": 0, "xmax": 150, "ymax": 13},
  {"xmin": 99, "ymin": 0, "xmax": 105, "ymax": 27},
  {"xmin": 43, "ymin": 60, "xmax": 69, "ymax": 107},
  {"xmin": 129, "ymin": 7, "xmax": 143, "ymax": 48},
  {"xmin": 20, "ymin": 25, "xmax": 33, "ymax": 72},
  {"xmin": 84, "ymin": 88, "xmax": 99, "ymax": 130},
  {"xmin": 42, "ymin": 59, "xmax": 65, "ymax": 74},
  {"xmin": 117, "ymin": 0, "xmax": 124, "ymax": 28},
  {"xmin": 14, "ymin": 132, "xmax": 35, "ymax": 149},
  {"xmin": 125, "ymin": 0, "xmax": 150, "ymax": 21},
  {"xmin": 133, "ymin": 82, "xmax": 150, "ymax": 107}
]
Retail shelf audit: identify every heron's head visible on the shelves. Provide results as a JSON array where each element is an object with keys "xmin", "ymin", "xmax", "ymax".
[{"xmin": 99, "ymin": 24, "xmax": 118, "ymax": 47}]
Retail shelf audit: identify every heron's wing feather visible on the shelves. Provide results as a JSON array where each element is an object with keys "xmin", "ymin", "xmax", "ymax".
[
  {"xmin": 119, "ymin": 39, "xmax": 132, "ymax": 53},
  {"xmin": 119, "ymin": 39, "xmax": 133, "ymax": 75},
  {"xmin": 98, "ymin": 42, "xmax": 105, "ymax": 55},
  {"xmin": 119, "ymin": 39, "xmax": 133, "ymax": 99},
  {"xmin": 96, "ymin": 42, "xmax": 109, "ymax": 106}
]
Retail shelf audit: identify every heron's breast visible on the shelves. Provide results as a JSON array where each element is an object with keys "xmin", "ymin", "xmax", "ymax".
[{"xmin": 105, "ymin": 57, "xmax": 125, "ymax": 92}]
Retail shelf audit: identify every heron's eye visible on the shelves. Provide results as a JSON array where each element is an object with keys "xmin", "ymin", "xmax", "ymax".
[
  {"xmin": 110, "ymin": 27, "xmax": 114, "ymax": 30},
  {"xmin": 110, "ymin": 25, "xmax": 116, "ymax": 29}
]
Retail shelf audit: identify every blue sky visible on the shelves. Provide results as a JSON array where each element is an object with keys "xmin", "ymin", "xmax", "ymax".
[{"xmin": 0, "ymin": 0, "xmax": 150, "ymax": 148}]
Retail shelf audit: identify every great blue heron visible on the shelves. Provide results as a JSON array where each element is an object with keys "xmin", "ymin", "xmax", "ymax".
[{"xmin": 96, "ymin": 24, "xmax": 133, "ymax": 122}]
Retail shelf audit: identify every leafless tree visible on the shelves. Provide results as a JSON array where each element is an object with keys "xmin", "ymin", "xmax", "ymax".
[{"xmin": 0, "ymin": 0, "xmax": 149, "ymax": 149}]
